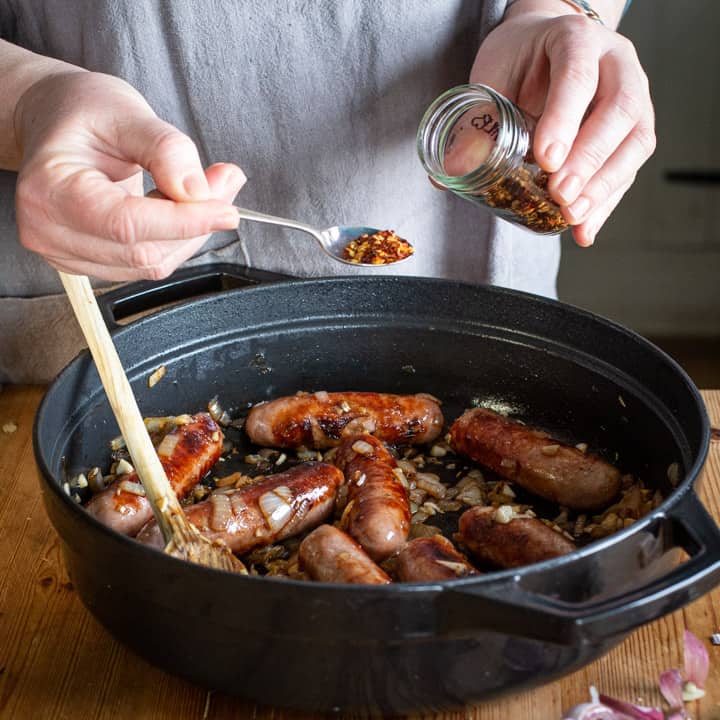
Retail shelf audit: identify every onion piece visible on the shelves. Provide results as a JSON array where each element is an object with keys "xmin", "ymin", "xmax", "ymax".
[
  {"xmin": 415, "ymin": 472, "xmax": 446, "ymax": 499},
  {"xmin": 210, "ymin": 493, "xmax": 233, "ymax": 531},
  {"xmin": 119, "ymin": 480, "xmax": 146, "ymax": 496},
  {"xmin": 659, "ymin": 668, "xmax": 683, "ymax": 709},
  {"xmin": 147, "ymin": 365, "xmax": 166, "ymax": 388},
  {"xmin": 392, "ymin": 467, "xmax": 409, "ymax": 489},
  {"xmin": 258, "ymin": 489, "xmax": 294, "ymax": 532},
  {"xmin": 351, "ymin": 440, "xmax": 375, "ymax": 456},
  {"xmin": 207, "ymin": 396, "xmax": 232, "ymax": 426},
  {"xmin": 435, "ymin": 560, "xmax": 471, "ymax": 576},
  {"xmin": 493, "ymin": 505, "xmax": 514, "ymax": 524},
  {"xmin": 116, "ymin": 459, "xmax": 134, "ymax": 475},
  {"xmin": 156, "ymin": 432, "xmax": 180, "ymax": 458},
  {"xmin": 683, "ymin": 629, "xmax": 709, "ymax": 691},
  {"xmin": 598, "ymin": 693, "xmax": 664, "ymax": 720}
]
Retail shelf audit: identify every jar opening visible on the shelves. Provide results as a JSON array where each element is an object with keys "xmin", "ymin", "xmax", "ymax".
[{"xmin": 417, "ymin": 84, "xmax": 528, "ymax": 193}]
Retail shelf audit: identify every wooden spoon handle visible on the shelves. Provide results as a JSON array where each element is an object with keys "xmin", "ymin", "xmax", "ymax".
[{"xmin": 59, "ymin": 272, "xmax": 181, "ymax": 538}]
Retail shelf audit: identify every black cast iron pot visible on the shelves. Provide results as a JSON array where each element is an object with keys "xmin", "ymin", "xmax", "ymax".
[{"xmin": 34, "ymin": 264, "xmax": 719, "ymax": 714}]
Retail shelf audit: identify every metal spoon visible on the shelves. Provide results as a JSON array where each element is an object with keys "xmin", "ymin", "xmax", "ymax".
[{"xmin": 234, "ymin": 207, "xmax": 413, "ymax": 267}]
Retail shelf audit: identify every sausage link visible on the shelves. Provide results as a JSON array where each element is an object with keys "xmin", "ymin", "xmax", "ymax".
[
  {"xmin": 245, "ymin": 391, "xmax": 444, "ymax": 449},
  {"xmin": 85, "ymin": 413, "xmax": 222, "ymax": 536},
  {"xmin": 298, "ymin": 524, "xmax": 391, "ymax": 584},
  {"xmin": 449, "ymin": 407, "xmax": 620, "ymax": 510},
  {"xmin": 136, "ymin": 461, "xmax": 343, "ymax": 554},
  {"xmin": 334, "ymin": 434, "xmax": 410, "ymax": 561},
  {"xmin": 396, "ymin": 535, "xmax": 478, "ymax": 582},
  {"xmin": 457, "ymin": 506, "xmax": 576, "ymax": 569}
]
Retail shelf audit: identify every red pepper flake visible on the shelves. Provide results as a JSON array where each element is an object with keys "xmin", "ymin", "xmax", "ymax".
[{"xmin": 342, "ymin": 230, "xmax": 414, "ymax": 265}]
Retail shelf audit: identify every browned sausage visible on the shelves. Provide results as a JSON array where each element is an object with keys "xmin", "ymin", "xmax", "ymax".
[
  {"xmin": 449, "ymin": 407, "xmax": 621, "ymax": 510},
  {"xmin": 298, "ymin": 524, "xmax": 391, "ymax": 584},
  {"xmin": 334, "ymin": 434, "xmax": 410, "ymax": 561},
  {"xmin": 136, "ymin": 462, "xmax": 343, "ymax": 553},
  {"xmin": 457, "ymin": 506, "xmax": 576, "ymax": 569},
  {"xmin": 85, "ymin": 413, "xmax": 222, "ymax": 536},
  {"xmin": 396, "ymin": 535, "xmax": 478, "ymax": 582},
  {"xmin": 245, "ymin": 391, "xmax": 444, "ymax": 449}
]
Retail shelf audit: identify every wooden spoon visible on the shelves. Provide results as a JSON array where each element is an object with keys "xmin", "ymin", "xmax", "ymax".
[{"xmin": 59, "ymin": 271, "xmax": 246, "ymax": 573}]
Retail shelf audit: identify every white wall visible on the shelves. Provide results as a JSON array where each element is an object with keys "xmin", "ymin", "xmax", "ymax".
[{"xmin": 557, "ymin": 0, "xmax": 720, "ymax": 336}]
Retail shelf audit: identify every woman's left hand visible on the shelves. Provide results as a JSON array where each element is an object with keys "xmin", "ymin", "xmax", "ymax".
[{"xmin": 470, "ymin": 2, "xmax": 655, "ymax": 246}]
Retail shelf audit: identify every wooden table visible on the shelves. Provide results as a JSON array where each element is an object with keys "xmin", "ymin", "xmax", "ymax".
[{"xmin": 1, "ymin": 385, "xmax": 719, "ymax": 720}]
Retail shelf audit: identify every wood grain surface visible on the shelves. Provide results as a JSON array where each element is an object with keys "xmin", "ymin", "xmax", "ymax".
[{"xmin": 1, "ymin": 385, "xmax": 719, "ymax": 720}]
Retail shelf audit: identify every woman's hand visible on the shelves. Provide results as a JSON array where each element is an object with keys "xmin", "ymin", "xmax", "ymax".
[
  {"xmin": 14, "ymin": 71, "xmax": 244, "ymax": 280},
  {"xmin": 470, "ymin": 3, "xmax": 655, "ymax": 246}
]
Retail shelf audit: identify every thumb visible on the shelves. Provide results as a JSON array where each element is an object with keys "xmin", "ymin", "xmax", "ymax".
[
  {"xmin": 204, "ymin": 162, "xmax": 247, "ymax": 203},
  {"xmin": 113, "ymin": 115, "xmax": 212, "ymax": 203}
]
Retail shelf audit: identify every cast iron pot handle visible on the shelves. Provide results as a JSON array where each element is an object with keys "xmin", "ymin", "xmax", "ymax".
[
  {"xmin": 97, "ymin": 263, "xmax": 292, "ymax": 329},
  {"xmin": 440, "ymin": 491, "xmax": 720, "ymax": 645}
]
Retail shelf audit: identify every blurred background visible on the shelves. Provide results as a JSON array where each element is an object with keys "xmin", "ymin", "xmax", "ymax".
[{"xmin": 558, "ymin": 1, "xmax": 720, "ymax": 387}]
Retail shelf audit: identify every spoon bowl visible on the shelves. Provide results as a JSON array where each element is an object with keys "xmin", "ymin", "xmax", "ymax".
[{"xmin": 234, "ymin": 207, "xmax": 413, "ymax": 267}]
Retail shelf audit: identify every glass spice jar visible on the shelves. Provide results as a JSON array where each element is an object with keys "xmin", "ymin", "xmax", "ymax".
[{"xmin": 417, "ymin": 84, "xmax": 569, "ymax": 234}]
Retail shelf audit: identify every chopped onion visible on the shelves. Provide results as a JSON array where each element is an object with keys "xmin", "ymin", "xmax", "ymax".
[
  {"xmin": 207, "ymin": 396, "xmax": 232, "ymax": 426},
  {"xmin": 258, "ymin": 489, "xmax": 294, "ymax": 532},
  {"xmin": 156, "ymin": 432, "xmax": 180, "ymax": 458},
  {"xmin": 415, "ymin": 472, "xmax": 446, "ymax": 499},
  {"xmin": 147, "ymin": 365, "xmax": 166, "ymax": 388},
  {"xmin": 435, "ymin": 560, "xmax": 470, "ymax": 576},
  {"xmin": 429, "ymin": 444, "xmax": 447, "ymax": 457},
  {"xmin": 69, "ymin": 473, "xmax": 88, "ymax": 490},
  {"xmin": 667, "ymin": 463, "xmax": 680, "ymax": 487},
  {"xmin": 392, "ymin": 467, "xmax": 409, "ymax": 489},
  {"xmin": 493, "ymin": 505, "xmax": 514, "ymax": 524},
  {"xmin": 314, "ymin": 390, "xmax": 330, "ymax": 403},
  {"xmin": 119, "ymin": 480, "xmax": 145, "ymax": 496},
  {"xmin": 116, "ymin": 459, "xmax": 134, "ymax": 475},
  {"xmin": 353, "ymin": 472, "xmax": 367, "ymax": 488},
  {"xmin": 351, "ymin": 440, "xmax": 375, "ymax": 456},
  {"xmin": 541, "ymin": 444, "xmax": 560, "ymax": 456},
  {"xmin": 210, "ymin": 493, "xmax": 233, "ymax": 531}
]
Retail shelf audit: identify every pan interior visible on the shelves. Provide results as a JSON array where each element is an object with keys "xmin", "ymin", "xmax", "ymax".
[{"xmin": 39, "ymin": 277, "xmax": 702, "ymax": 512}]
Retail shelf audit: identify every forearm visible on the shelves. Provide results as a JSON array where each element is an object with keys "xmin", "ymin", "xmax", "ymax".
[
  {"xmin": 505, "ymin": 0, "xmax": 627, "ymax": 30},
  {"xmin": 0, "ymin": 39, "xmax": 85, "ymax": 170}
]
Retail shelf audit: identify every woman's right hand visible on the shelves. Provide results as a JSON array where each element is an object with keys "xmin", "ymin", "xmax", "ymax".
[{"xmin": 14, "ymin": 71, "xmax": 244, "ymax": 281}]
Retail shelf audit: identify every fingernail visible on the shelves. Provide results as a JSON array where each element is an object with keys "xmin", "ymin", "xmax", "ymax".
[
  {"xmin": 557, "ymin": 175, "xmax": 582, "ymax": 204},
  {"xmin": 225, "ymin": 166, "xmax": 247, "ymax": 190},
  {"xmin": 214, "ymin": 208, "xmax": 239, "ymax": 229},
  {"xmin": 183, "ymin": 173, "xmax": 210, "ymax": 200},
  {"xmin": 545, "ymin": 141, "xmax": 566, "ymax": 169},
  {"xmin": 568, "ymin": 196, "xmax": 590, "ymax": 222}
]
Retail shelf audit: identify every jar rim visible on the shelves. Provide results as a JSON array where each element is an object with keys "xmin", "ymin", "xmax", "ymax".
[{"xmin": 416, "ymin": 83, "xmax": 528, "ymax": 192}]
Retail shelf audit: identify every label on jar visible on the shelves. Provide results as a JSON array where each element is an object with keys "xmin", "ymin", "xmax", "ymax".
[{"xmin": 444, "ymin": 103, "xmax": 498, "ymax": 176}]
